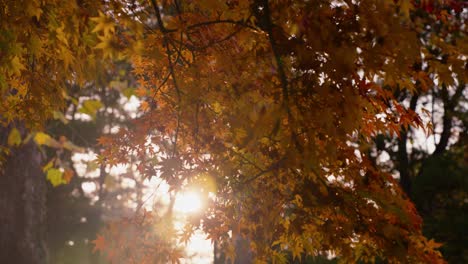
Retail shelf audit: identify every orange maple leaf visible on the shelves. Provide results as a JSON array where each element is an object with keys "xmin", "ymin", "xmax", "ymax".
[
  {"xmin": 426, "ymin": 239, "xmax": 443, "ymax": 250},
  {"xmin": 135, "ymin": 86, "xmax": 148, "ymax": 97},
  {"xmin": 92, "ymin": 234, "xmax": 106, "ymax": 253},
  {"xmin": 63, "ymin": 169, "xmax": 74, "ymax": 183},
  {"xmin": 97, "ymin": 136, "xmax": 112, "ymax": 146}
]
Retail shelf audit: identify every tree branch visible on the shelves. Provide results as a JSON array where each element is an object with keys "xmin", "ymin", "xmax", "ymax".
[
  {"xmin": 187, "ymin": 19, "xmax": 257, "ymax": 31},
  {"xmin": 149, "ymin": 0, "xmax": 177, "ymax": 33},
  {"xmin": 151, "ymin": 0, "xmax": 182, "ymax": 157},
  {"xmin": 256, "ymin": 0, "xmax": 290, "ymax": 110},
  {"xmin": 433, "ymin": 83, "xmax": 464, "ymax": 156}
]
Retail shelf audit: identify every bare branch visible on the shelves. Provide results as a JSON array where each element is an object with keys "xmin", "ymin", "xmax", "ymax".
[
  {"xmin": 256, "ymin": 0, "xmax": 290, "ymax": 110},
  {"xmin": 433, "ymin": 83, "xmax": 464, "ymax": 155},
  {"xmin": 149, "ymin": 0, "xmax": 177, "ymax": 33}
]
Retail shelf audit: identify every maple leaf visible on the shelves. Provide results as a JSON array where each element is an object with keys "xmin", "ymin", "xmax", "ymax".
[
  {"xmin": 97, "ymin": 136, "xmax": 113, "ymax": 146},
  {"xmin": 140, "ymin": 101, "xmax": 150, "ymax": 111},
  {"xmin": 92, "ymin": 234, "xmax": 106, "ymax": 253},
  {"xmin": 9, "ymin": 56, "xmax": 25, "ymax": 76},
  {"xmin": 63, "ymin": 169, "xmax": 74, "ymax": 183},
  {"xmin": 34, "ymin": 132, "xmax": 61, "ymax": 148},
  {"xmin": 135, "ymin": 86, "xmax": 148, "ymax": 97},
  {"xmin": 290, "ymin": 240, "xmax": 303, "ymax": 261},
  {"xmin": 91, "ymin": 11, "xmax": 115, "ymax": 36},
  {"xmin": 169, "ymin": 248, "xmax": 184, "ymax": 264},
  {"xmin": 426, "ymin": 239, "xmax": 443, "ymax": 250},
  {"xmin": 78, "ymin": 99, "xmax": 103, "ymax": 120},
  {"xmin": 46, "ymin": 168, "xmax": 65, "ymax": 187},
  {"xmin": 7, "ymin": 128, "xmax": 22, "ymax": 147}
]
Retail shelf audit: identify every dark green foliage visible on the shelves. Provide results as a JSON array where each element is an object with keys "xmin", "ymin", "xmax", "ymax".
[
  {"xmin": 412, "ymin": 143, "xmax": 468, "ymax": 263},
  {"xmin": 47, "ymin": 182, "xmax": 104, "ymax": 264}
]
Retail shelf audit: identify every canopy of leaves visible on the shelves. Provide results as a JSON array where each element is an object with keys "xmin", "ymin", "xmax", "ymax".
[
  {"xmin": 0, "ymin": 0, "xmax": 104, "ymax": 128},
  {"xmin": 94, "ymin": 0, "xmax": 466, "ymax": 263}
]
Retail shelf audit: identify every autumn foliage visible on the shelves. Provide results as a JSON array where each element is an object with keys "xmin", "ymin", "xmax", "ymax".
[{"xmin": 1, "ymin": 0, "xmax": 466, "ymax": 263}]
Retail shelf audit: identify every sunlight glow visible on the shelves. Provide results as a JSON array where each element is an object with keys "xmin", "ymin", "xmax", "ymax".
[
  {"xmin": 181, "ymin": 230, "xmax": 213, "ymax": 264},
  {"xmin": 174, "ymin": 191, "xmax": 203, "ymax": 214}
]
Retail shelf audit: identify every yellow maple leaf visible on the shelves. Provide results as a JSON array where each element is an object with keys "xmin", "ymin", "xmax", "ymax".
[
  {"xmin": 91, "ymin": 11, "xmax": 115, "ymax": 37},
  {"xmin": 26, "ymin": 1, "xmax": 42, "ymax": 20},
  {"xmin": 34, "ymin": 132, "xmax": 60, "ymax": 148},
  {"xmin": 7, "ymin": 128, "xmax": 22, "ymax": 146},
  {"xmin": 46, "ymin": 168, "xmax": 65, "ymax": 187},
  {"xmin": 399, "ymin": 0, "xmax": 413, "ymax": 19},
  {"xmin": 9, "ymin": 56, "xmax": 25, "ymax": 76}
]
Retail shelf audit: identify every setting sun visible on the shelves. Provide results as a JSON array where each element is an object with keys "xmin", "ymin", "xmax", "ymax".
[{"xmin": 174, "ymin": 191, "xmax": 203, "ymax": 214}]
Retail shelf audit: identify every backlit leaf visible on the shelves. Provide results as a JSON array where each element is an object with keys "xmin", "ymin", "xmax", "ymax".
[
  {"xmin": 78, "ymin": 99, "xmax": 103, "ymax": 119},
  {"xmin": 92, "ymin": 234, "xmax": 106, "ymax": 253},
  {"xmin": 34, "ymin": 132, "xmax": 61, "ymax": 148},
  {"xmin": 46, "ymin": 168, "xmax": 65, "ymax": 187},
  {"xmin": 7, "ymin": 128, "xmax": 21, "ymax": 146}
]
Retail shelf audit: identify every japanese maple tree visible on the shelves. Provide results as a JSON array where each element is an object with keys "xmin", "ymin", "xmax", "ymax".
[
  {"xmin": 1, "ymin": 0, "xmax": 466, "ymax": 263},
  {"xmin": 93, "ymin": 0, "xmax": 465, "ymax": 263}
]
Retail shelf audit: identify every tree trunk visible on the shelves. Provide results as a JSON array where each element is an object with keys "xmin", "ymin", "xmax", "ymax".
[
  {"xmin": 233, "ymin": 236, "xmax": 253, "ymax": 264},
  {"xmin": 0, "ymin": 125, "xmax": 47, "ymax": 263}
]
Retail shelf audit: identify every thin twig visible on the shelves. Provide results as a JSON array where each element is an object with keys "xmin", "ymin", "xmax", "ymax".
[
  {"xmin": 150, "ymin": 0, "xmax": 182, "ymax": 157},
  {"xmin": 187, "ymin": 19, "xmax": 257, "ymax": 31}
]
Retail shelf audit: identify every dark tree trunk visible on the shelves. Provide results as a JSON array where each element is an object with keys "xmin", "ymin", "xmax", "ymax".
[
  {"xmin": 397, "ymin": 94, "xmax": 419, "ymax": 196},
  {"xmin": 397, "ymin": 130, "xmax": 412, "ymax": 195},
  {"xmin": 0, "ymin": 124, "xmax": 47, "ymax": 263},
  {"xmin": 213, "ymin": 237, "xmax": 253, "ymax": 264},
  {"xmin": 233, "ymin": 236, "xmax": 253, "ymax": 264}
]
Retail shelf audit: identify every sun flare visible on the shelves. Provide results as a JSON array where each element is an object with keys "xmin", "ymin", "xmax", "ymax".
[{"xmin": 174, "ymin": 191, "xmax": 203, "ymax": 214}]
